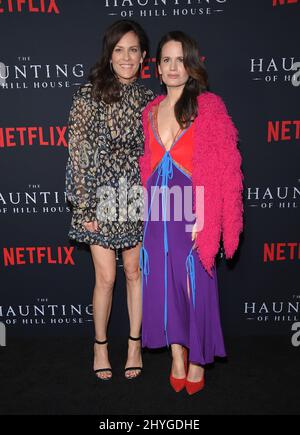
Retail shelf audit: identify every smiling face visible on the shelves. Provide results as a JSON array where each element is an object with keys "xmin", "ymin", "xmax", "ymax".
[
  {"xmin": 158, "ymin": 40, "xmax": 190, "ymax": 89},
  {"xmin": 111, "ymin": 31, "xmax": 145, "ymax": 84}
]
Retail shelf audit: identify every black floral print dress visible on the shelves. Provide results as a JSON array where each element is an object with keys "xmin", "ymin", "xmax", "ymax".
[{"xmin": 65, "ymin": 81, "xmax": 154, "ymax": 249}]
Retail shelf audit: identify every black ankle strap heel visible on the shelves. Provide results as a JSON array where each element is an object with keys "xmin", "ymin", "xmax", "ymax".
[
  {"xmin": 94, "ymin": 338, "xmax": 112, "ymax": 381},
  {"xmin": 125, "ymin": 335, "xmax": 143, "ymax": 380},
  {"xmin": 94, "ymin": 338, "xmax": 108, "ymax": 345},
  {"xmin": 129, "ymin": 335, "xmax": 141, "ymax": 341}
]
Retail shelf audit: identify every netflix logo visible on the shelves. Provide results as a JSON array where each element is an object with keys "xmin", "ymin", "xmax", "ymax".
[
  {"xmin": 264, "ymin": 243, "xmax": 300, "ymax": 262},
  {"xmin": 0, "ymin": 126, "xmax": 68, "ymax": 148},
  {"xmin": 0, "ymin": 0, "xmax": 60, "ymax": 13},
  {"xmin": 268, "ymin": 120, "xmax": 300, "ymax": 143},
  {"xmin": 272, "ymin": 0, "xmax": 299, "ymax": 6},
  {"xmin": 2, "ymin": 246, "xmax": 75, "ymax": 266}
]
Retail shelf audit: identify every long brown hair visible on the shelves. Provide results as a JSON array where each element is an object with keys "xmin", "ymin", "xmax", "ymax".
[
  {"xmin": 156, "ymin": 31, "xmax": 208, "ymax": 128},
  {"xmin": 89, "ymin": 20, "xmax": 149, "ymax": 104}
]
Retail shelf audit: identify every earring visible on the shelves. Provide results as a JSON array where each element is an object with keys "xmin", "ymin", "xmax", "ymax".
[
  {"xmin": 110, "ymin": 61, "xmax": 114, "ymax": 75},
  {"xmin": 137, "ymin": 62, "xmax": 142, "ymax": 77},
  {"xmin": 159, "ymin": 74, "xmax": 163, "ymax": 85}
]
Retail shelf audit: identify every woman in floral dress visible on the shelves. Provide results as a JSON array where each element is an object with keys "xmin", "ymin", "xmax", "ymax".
[{"xmin": 65, "ymin": 20, "xmax": 154, "ymax": 380}]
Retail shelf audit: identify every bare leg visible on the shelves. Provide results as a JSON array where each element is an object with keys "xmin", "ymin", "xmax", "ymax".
[
  {"xmin": 187, "ymin": 364, "xmax": 205, "ymax": 382},
  {"xmin": 171, "ymin": 345, "xmax": 205, "ymax": 382},
  {"xmin": 171, "ymin": 344, "xmax": 186, "ymax": 378},
  {"xmin": 122, "ymin": 242, "xmax": 142, "ymax": 379},
  {"xmin": 90, "ymin": 245, "xmax": 116, "ymax": 380}
]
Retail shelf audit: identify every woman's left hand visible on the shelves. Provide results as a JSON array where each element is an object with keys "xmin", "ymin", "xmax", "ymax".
[{"xmin": 191, "ymin": 222, "xmax": 197, "ymax": 249}]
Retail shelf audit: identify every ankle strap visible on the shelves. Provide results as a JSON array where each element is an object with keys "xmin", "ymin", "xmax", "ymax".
[
  {"xmin": 129, "ymin": 335, "xmax": 141, "ymax": 341},
  {"xmin": 94, "ymin": 338, "xmax": 108, "ymax": 345}
]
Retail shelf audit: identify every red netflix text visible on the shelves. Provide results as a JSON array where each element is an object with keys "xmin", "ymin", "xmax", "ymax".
[
  {"xmin": 2, "ymin": 246, "xmax": 75, "ymax": 266},
  {"xmin": 0, "ymin": 126, "xmax": 67, "ymax": 148},
  {"xmin": 264, "ymin": 243, "xmax": 300, "ymax": 262},
  {"xmin": 273, "ymin": 0, "xmax": 299, "ymax": 6},
  {"xmin": 141, "ymin": 56, "xmax": 205, "ymax": 80},
  {"xmin": 267, "ymin": 120, "xmax": 300, "ymax": 142},
  {"xmin": 141, "ymin": 58, "xmax": 159, "ymax": 80},
  {"xmin": 0, "ymin": 0, "xmax": 59, "ymax": 13}
]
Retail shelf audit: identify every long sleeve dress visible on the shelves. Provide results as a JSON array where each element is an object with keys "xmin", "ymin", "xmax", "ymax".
[{"xmin": 65, "ymin": 81, "xmax": 154, "ymax": 250}]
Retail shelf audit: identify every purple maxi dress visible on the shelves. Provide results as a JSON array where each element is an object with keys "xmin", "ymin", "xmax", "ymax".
[{"xmin": 140, "ymin": 107, "xmax": 226, "ymax": 365}]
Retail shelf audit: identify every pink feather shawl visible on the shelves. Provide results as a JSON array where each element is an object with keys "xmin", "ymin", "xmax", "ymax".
[{"xmin": 139, "ymin": 92, "xmax": 243, "ymax": 275}]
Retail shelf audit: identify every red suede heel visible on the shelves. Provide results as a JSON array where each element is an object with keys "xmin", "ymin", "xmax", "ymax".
[
  {"xmin": 185, "ymin": 375, "xmax": 205, "ymax": 395},
  {"xmin": 169, "ymin": 348, "xmax": 188, "ymax": 392}
]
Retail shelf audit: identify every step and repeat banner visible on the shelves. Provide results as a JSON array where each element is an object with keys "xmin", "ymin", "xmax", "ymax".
[{"xmin": 0, "ymin": 0, "xmax": 299, "ymax": 341}]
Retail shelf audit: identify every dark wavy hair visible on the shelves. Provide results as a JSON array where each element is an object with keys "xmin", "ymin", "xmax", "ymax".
[
  {"xmin": 156, "ymin": 31, "xmax": 208, "ymax": 129},
  {"xmin": 89, "ymin": 20, "xmax": 149, "ymax": 104}
]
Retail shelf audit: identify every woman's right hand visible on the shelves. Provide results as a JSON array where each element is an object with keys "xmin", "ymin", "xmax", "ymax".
[{"xmin": 83, "ymin": 220, "xmax": 99, "ymax": 232}]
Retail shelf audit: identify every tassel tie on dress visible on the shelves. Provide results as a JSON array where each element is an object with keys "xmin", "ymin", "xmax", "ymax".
[
  {"xmin": 139, "ymin": 246, "xmax": 149, "ymax": 285},
  {"xmin": 185, "ymin": 247, "xmax": 196, "ymax": 308},
  {"xmin": 140, "ymin": 151, "xmax": 174, "ymax": 346},
  {"xmin": 160, "ymin": 152, "xmax": 174, "ymax": 344}
]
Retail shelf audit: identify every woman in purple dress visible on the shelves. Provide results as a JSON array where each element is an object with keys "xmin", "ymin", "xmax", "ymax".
[{"xmin": 139, "ymin": 32, "xmax": 243, "ymax": 394}]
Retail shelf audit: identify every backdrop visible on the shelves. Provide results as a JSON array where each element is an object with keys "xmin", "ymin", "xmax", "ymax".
[{"xmin": 0, "ymin": 0, "xmax": 299, "ymax": 341}]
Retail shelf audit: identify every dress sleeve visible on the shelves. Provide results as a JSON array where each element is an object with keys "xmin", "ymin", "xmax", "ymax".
[
  {"xmin": 143, "ymin": 87, "xmax": 155, "ymax": 106},
  {"xmin": 134, "ymin": 87, "xmax": 155, "ymax": 157},
  {"xmin": 65, "ymin": 92, "xmax": 99, "ymax": 222}
]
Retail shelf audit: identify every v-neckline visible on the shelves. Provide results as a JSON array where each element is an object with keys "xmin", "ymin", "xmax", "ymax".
[{"xmin": 151, "ymin": 104, "xmax": 188, "ymax": 153}]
